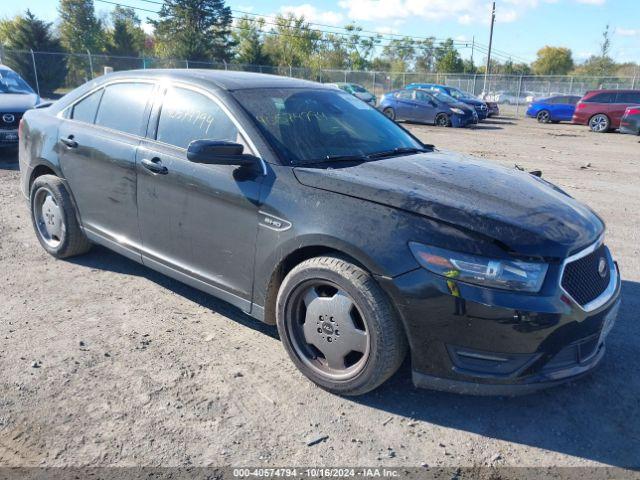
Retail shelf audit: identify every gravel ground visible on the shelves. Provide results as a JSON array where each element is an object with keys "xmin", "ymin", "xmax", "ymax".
[{"xmin": 0, "ymin": 115, "xmax": 639, "ymax": 470}]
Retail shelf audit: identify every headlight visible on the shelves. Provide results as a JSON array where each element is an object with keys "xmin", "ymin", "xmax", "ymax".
[
  {"xmin": 409, "ymin": 243, "xmax": 548, "ymax": 292},
  {"xmin": 450, "ymin": 108, "xmax": 465, "ymax": 115}
]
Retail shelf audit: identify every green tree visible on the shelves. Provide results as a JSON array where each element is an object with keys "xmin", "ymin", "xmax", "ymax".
[
  {"xmin": 262, "ymin": 14, "xmax": 321, "ymax": 68},
  {"xmin": 149, "ymin": 0, "xmax": 234, "ymax": 62},
  {"xmin": 415, "ymin": 37, "xmax": 436, "ymax": 72},
  {"xmin": 381, "ymin": 38, "xmax": 416, "ymax": 72},
  {"xmin": 232, "ymin": 15, "xmax": 270, "ymax": 65},
  {"xmin": 107, "ymin": 6, "xmax": 145, "ymax": 57},
  {"xmin": 435, "ymin": 39, "xmax": 463, "ymax": 73},
  {"xmin": 1, "ymin": 10, "xmax": 67, "ymax": 95},
  {"xmin": 532, "ymin": 46, "xmax": 574, "ymax": 75},
  {"xmin": 58, "ymin": 0, "xmax": 104, "ymax": 82},
  {"xmin": 574, "ymin": 25, "xmax": 617, "ymax": 76},
  {"xmin": 342, "ymin": 24, "xmax": 380, "ymax": 70}
]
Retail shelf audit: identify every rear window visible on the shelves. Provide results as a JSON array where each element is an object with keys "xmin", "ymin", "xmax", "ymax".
[
  {"xmin": 71, "ymin": 89, "xmax": 103, "ymax": 123},
  {"xmin": 94, "ymin": 82, "xmax": 153, "ymax": 136},
  {"xmin": 616, "ymin": 91, "xmax": 640, "ymax": 104},
  {"xmin": 584, "ymin": 92, "xmax": 615, "ymax": 103}
]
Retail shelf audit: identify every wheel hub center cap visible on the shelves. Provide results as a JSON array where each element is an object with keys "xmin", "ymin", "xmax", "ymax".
[{"xmin": 316, "ymin": 315, "xmax": 340, "ymax": 342}]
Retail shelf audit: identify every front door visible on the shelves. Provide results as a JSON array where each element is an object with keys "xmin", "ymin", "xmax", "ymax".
[
  {"xmin": 394, "ymin": 90, "xmax": 417, "ymax": 121},
  {"xmin": 58, "ymin": 81, "xmax": 155, "ymax": 253},
  {"xmin": 137, "ymin": 84, "xmax": 264, "ymax": 310},
  {"xmin": 413, "ymin": 90, "xmax": 437, "ymax": 123}
]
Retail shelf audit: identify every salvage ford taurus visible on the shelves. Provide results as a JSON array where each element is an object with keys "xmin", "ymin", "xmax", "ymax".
[{"xmin": 18, "ymin": 70, "xmax": 620, "ymax": 395}]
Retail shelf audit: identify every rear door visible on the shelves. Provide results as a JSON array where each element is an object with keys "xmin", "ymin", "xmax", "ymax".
[
  {"xmin": 394, "ymin": 90, "xmax": 417, "ymax": 121},
  {"xmin": 413, "ymin": 90, "xmax": 437, "ymax": 123},
  {"xmin": 58, "ymin": 81, "xmax": 155, "ymax": 257},
  {"xmin": 136, "ymin": 84, "xmax": 264, "ymax": 309}
]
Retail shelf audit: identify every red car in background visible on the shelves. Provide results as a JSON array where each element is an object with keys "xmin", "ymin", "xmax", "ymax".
[{"xmin": 572, "ymin": 89, "xmax": 640, "ymax": 132}]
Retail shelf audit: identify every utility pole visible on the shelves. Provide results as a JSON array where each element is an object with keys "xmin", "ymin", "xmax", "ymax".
[
  {"xmin": 470, "ymin": 36, "xmax": 475, "ymax": 68},
  {"xmin": 482, "ymin": 2, "xmax": 496, "ymax": 97}
]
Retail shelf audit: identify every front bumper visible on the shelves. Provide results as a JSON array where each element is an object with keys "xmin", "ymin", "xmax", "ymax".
[
  {"xmin": 0, "ymin": 129, "xmax": 19, "ymax": 147},
  {"xmin": 620, "ymin": 119, "xmax": 640, "ymax": 135},
  {"xmin": 378, "ymin": 249, "xmax": 621, "ymax": 396}
]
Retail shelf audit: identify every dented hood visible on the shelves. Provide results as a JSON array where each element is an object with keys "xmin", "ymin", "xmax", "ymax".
[{"xmin": 293, "ymin": 151, "xmax": 604, "ymax": 259}]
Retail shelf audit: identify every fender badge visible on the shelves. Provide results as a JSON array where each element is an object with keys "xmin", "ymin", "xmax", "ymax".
[{"xmin": 259, "ymin": 211, "xmax": 292, "ymax": 232}]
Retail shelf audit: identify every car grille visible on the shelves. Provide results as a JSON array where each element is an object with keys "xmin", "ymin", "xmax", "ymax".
[
  {"xmin": 475, "ymin": 105, "xmax": 487, "ymax": 111},
  {"xmin": 0, "ymin": 112, "xmax": 23, "ymax": 130},
  {"xmin": 561, "ymin": 244, "xmax": 611, "ymax": 306}
]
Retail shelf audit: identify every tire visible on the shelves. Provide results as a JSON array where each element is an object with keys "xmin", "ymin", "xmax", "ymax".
[
  {"xmin": 536, "ymin": 110, "xmax": 551, "ymax": 123},
  {"xmin": 383, "ymin": 107, "xmax": 396, "ymax": 120},
  {"xmin": 276, "ymin": 255, "xmax": 408, "ymax": 396},
  {"xmin": 435, "ymin": 113, "xmax": 451, "ymax": 127},
  {"xmin": 589, "ymin": 114, "xmax": 610, "ymax": 133},
  {"xmin": 30, "ymin": 174, "xmax": 92, "ymax": 259}
]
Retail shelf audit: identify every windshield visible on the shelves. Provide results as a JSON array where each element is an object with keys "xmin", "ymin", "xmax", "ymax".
[
  {"xmin": 350, "ymin": 84, "xmax": 368, "ymax": 93},
  {"xmin": 235, "ymin": 88, "xmax": 424, "ymax": 166},
  {"xmin": 430, "ymin": 91, "xmax": 459, "ymax": 105},
  {"xmin": 0, "ymin": 70, "xmax": 35, "ymax": 94}
]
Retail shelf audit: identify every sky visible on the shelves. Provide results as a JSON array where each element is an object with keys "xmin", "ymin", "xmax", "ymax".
[{"xmin": 1, "ymin": 0, "xmax": 639, "ymax": 65}]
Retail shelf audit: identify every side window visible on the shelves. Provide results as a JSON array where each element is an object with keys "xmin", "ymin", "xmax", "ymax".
[
  {"xmin": 94, "ymin": 82, "xmax": 153, "ymax": 136},
  {"xmin": 156, "ymin": 87, "xmax": 240, "ymax": 149},
  {"xmin": 71, "ymin": 88, "xmax": 103, "ymax": 123},
  {"xmin": 415, "ymin": 91, "xmax": 432, "ymax": 103},
  {"xmin": 584, "ymin": 92, "xmax": 615, "ymax": 103},
  {"xmin": 396, "ymin": 90, "xmax": 414, "ymax": 100},
  {"xmin": 616, "ymin": 91, "xmax": 640, "ymax": 103}
]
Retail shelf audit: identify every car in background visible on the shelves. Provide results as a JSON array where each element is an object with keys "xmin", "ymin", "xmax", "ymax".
[
  {"xmin": 406, "ymin": 83, "xmax": 488, "ymax": 120},
  {"xmin": 573, "ymin": 89, "xmax": 640, "ymax": 132},
  {"xmin": 620, "ymin": 105, "xmax": 640, "ymax": 135},
  {"xmin": 526, "ymin": 95, "xmax": 582, "ymax": 123},
  {"xmin": 485, "ymin": 101, "xmax": 500, "ymax": 117},
  {"xmin": 1, "ymin": 65, "xmax": 41, "ymax": 150},
  {"xmin": 486, "ymin": 90, "xmax": 533, "ymax": 105},
  {"xmin": 329, "ymin": 82, "xmax": 376, "ymax": 106},
  {"xmin": 379, "ymin": 88, "xmax": 478, "ymax": 127}
]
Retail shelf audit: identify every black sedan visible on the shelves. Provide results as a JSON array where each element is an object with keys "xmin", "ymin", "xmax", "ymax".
[
  {"xmin": 19, "ymin": 70, "xmax": 620, "ymax": 395},
  {"xmin": 620, "ymin": 105, "xmax": 640, "ymax": 135}
]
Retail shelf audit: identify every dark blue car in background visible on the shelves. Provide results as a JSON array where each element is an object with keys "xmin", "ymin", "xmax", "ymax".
[
  {"xmin": 379, "ymin": 89, "xmax": 478, "ymax": 127},
  {"xmin": 406, "ymin": 83, "xmax": 489, "ymax": 120},
  {"xmin": 526, "ymin": 95, "xmax": 581, "ymax": 123}
]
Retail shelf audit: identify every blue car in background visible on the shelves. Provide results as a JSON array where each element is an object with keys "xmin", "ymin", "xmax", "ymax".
[
  {"xmin": 379, "ymin": 88, "xmax": 478, "ymax": 127},
  {"xmin": 406, "ymin": 83, "xmax": 489, "ymax": 120},
  {"xmin": 526, "ymin": 95, "xmax": 581, "ymax": 123}
]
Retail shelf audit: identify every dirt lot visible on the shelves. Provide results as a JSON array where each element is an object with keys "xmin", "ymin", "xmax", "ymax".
[{"xmin": 1, "ymin": 115, "xmax": 639, "ymax": 470}]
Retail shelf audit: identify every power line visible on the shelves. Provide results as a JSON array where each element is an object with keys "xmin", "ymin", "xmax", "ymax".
[{"xmin": 95, "ymin": 0, "xmax": 528, "ymax": 63}]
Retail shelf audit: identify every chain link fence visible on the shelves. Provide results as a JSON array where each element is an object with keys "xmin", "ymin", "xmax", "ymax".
[{"xmin": 1, "ymin": 46, "xmax": 638, "ymax": 117}]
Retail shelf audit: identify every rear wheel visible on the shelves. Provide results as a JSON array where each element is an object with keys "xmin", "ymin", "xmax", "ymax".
[
  {"xmin": 536, "ymin": 110, "xmax": 551, "ymax": 123},
  {"xmin": 276, "ymin": 255, "xmax": 407, "ymax": 396},
  {"xmin": 435, "ymin": 113, "xmax": 451, "ymax": 127},
  {"xmin": 30, "ymin": 174, "xmax": 91, "ymax": 258},
  {"xmin": 383, "ymin": 107, "xmax": 395, "ymax": 120},
  {"xmin": 589, "ymin": 114, "xmax": 610, "ymax": 133}
]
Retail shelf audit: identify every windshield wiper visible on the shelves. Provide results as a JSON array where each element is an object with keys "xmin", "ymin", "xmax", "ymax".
[
  {"xmin": 317, "ymin": 154, "xmax": 370, "ymax": 163},
  {"xmin": 366, "ymin": 146, "xmax": 431, "ymax": 160}
]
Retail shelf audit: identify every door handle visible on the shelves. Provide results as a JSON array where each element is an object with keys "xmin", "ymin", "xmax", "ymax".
[
  {"xmin": 60, "ymin": 136, "xmax": 78, "ymax": 148},
  {"xmin": 141, "ymin": 157, "xmax": 168, "ymax": 175}
]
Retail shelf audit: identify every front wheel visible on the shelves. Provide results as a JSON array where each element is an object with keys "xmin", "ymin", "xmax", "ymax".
[
  {"xmin": 589, "ymin": 114, "xmax": 610, "ymax": 133},
  {"xmin": 435, "ymin": 113, "xmax": 451, "ymax": 127},
  {"xmin": 276, "ymin": 255, "xmax": 407, "ymax": 396},
  {"xmin": 536, "ymin": 110, "xmax": 551, "ymax": 123},
  {"xmin": 382, "ymin": 107, "xmax": 396, "ymax": 120}
]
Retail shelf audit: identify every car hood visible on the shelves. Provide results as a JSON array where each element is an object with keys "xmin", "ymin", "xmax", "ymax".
[
  {"xmin": 293, "ymin": 152, "xmax": 603, "ymax": 259},
  {"xmin": 0, "ymin": 93, "xmax": 39, "ymax": 111},
  {"xmin": 460, "ymin": 98, "xmax": 485, "ymax": 107}
]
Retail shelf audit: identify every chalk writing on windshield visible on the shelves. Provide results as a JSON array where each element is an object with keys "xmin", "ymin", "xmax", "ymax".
[{"xmin": 256, "ymin": 110, "xmax": 328, "ymax": 127}]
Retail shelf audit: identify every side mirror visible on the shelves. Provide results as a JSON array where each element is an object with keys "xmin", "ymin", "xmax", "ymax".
[{"xmin": 187, "ymin": 140, "xmax": 257, "ymax": 166}]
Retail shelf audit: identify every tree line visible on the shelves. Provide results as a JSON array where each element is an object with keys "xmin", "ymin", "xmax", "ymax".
[{"xmin": 0, "ymin": 0, "xmax": 637, "ymax": 95}]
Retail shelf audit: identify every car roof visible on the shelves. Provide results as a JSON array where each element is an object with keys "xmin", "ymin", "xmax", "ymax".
[
  {"xmin": 99, "ymin": 69, "xmax": 329, "ymax": 91},
  {"xmin": 585, "ymin": 89, "xmax": 640, "ymax": 94}
]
